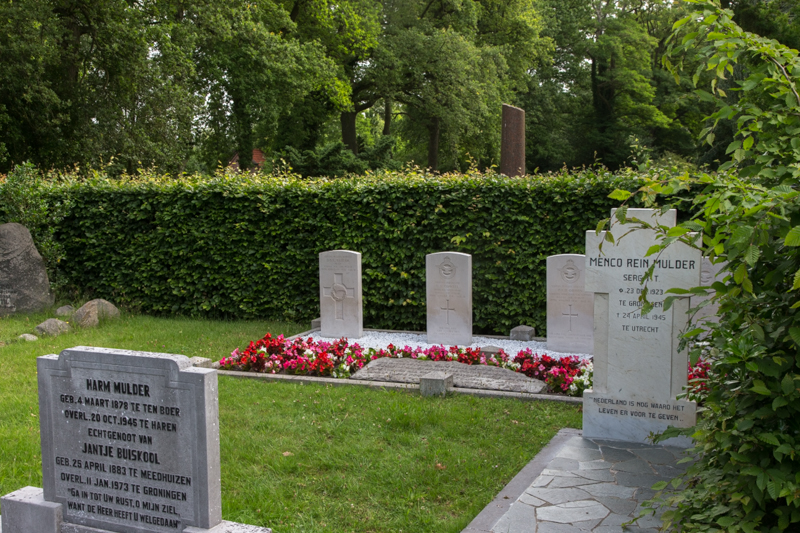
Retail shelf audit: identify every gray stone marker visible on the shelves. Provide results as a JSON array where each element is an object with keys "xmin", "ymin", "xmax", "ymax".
[
  {"xmin": 0, "ymin": 222, "xmax": 54, "ymax": 316},
  {"xmin": 546, "ymin": 254, "xmax": 594, "ymax": 354},
  {"xmin": 352, "ymin": 358, "xmax": 545, "ymax": 394},
  {"xmin": 510, "ymin": 325, "xmax": 535, "ymax": 341},
  {"xmin": 1, "ymin": 346, "xmax": 271, "ymax": 533},
  {"xmin": 319, "ymin": 250, "xmax": 363, "ymax": 339},
  {"xmin": 426, "ymin": 252, "xmax": 472, "ymax": 346},
  {"xmin": 583, "ymin": 208, "xmax": 701, "ymax": 446},
  {"xmin": 419, "ymin": 372, "xmax": 453, "ymax": 397}
]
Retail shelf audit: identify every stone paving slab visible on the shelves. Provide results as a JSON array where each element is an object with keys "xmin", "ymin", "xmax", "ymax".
[{"xmin": 464, "ymin": 430, "xmax": 692, "ymax": 533}]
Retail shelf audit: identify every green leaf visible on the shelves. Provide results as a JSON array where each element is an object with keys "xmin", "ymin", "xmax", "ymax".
[
  {"xmin": 667, "ymin": 226, "xmax": 689, "ymax": 237},
  {"xmin": 743, "ymin": 136, "xmax": 754, "ymax": 150},
  {"xmin": 717, "ymin": 516, "xmax": 737, "ymax": 527},
  {"xmin": 745, "ymin": 244, "xmax": 760, "ymax": 266},
  {"xmin": 734, "ymin": 263, "xmax": 747, "ymax": 284},
  {"xmin": 784, "ymin": 226, "xmax": 800, "ymax": 246},
  {"xmin": 781, "ymin": 374, "xmax": 795, "ymax": 394},
  {"xmin": 789, "ymin": 327, "xmax": 800, "ymax": 347},
  {"xmin": 652, "ymin": 481, "xmax": 669, "ymax": 490},
  {"xmin": 793, "ymin": 270, "xmax": 800, "ymax": 291},
  {"xmin": 608, "ymin": 189, "xmax": 632, "ymax": 201},
  {"xmin": 751, "ymin": 380, "xmax": 772, "ymax": 396},
  {"xmin": 759, "ymin": 433, "xmax": 780, "ymax": 446}
]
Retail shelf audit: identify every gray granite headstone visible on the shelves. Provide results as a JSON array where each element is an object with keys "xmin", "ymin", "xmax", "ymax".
[
  {"xmin": 583, "ymin": 208, "xmax": 700, "ymax": 446},
  {"xmin": 546, "ymin": 254, "xmax": 594, "ymax": 354},
  {"xmin": 0, "ymin": 222, "xmax": 54, "ymax": 315},
  {"xmin": 319, "ymin": 250, "xmax": 363, "ymax": 339},
  {"xmin": 38, "ymin": 346, "xmax": 221, "ymax": 532},
  {"xmin": 1, "ymin": 347, "xmax": 272, "ymax": 533},
  {"xmin": 352, "ymin": 358, "xmax": 545, "ymax": 394},
  {"xmin": 426, "ymin": 252, "xmax": 472, "ymax": 346}
]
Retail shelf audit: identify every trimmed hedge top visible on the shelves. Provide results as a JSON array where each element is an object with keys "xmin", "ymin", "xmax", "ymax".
[{"xmin": 4, "ymin": 167, "xmax": 644, "ymax": 334}]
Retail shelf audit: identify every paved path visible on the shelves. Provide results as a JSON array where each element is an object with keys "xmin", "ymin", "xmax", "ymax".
[{"xmin": 464, "ymin": 429, "xmax": 690, "ymax": 533}]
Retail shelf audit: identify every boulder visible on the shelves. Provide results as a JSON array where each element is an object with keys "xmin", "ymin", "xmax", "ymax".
[
  {"xmin": 55, "ymin": 305, "xmax": 75, "ymax": 316},
  {"xmin": 510, "ymin": 325, "xmax": 535, "ymax": 341},
  {"xmin": 19, "ymin": 333, "xmax": 38, "ymax": 341},
  {"xmin": 72, "ymin": 299, "xmax": 120, "ymax": 328},
  {"xmin": 35, "ymin": 318, "xmax": 71, "ymax": 336},
  {"xmin": 0, "ymin": 223, "xmax": 54, "ymax": 316}
]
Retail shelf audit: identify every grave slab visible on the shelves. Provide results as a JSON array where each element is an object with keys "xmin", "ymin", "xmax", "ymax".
[
  {"xmin": 584, "ymin": 208, "xmax": 699, "ymax": 446},
  {"xmin": 351, "ymin": 358, "xmax": 545, "ymax": 394},
  {"xmin": 546, "ymin": 254, "xmax": 594, "ymax": 354},
  {"xmin": 426, "ymin": 252, "xmax": 472, "ymax": 346},
  {"xmin": 319, "ymin": 250, "xmax": 363, "ymax": 339}
]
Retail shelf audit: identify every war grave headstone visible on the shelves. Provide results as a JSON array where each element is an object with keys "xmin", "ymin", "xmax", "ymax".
[
  {"xmin": 583, "ymin": 208, "xmax": 701, "ymax": 446},
  {"xmin": 546, "ymin": 254, "xmax": 594, "ymax": 354},
  {"xmin": 0, "ymin": 222, "xmax": 54, "ymax": 316},
  {"xmin": 319, "ymin": 250, "xmax": 363, "ymax": 339},
  {"xmin": 0, "ymin": 346, "xmax": 271, "ymax": 533},
  {"xmin": 426, "ymin": 252, "xmax": 472, "ymax": 346}
]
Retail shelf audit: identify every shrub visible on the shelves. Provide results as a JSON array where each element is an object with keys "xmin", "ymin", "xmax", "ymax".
[{"xmin": 3, "ymin": 166, "xmax": 643, "ymax": 334}]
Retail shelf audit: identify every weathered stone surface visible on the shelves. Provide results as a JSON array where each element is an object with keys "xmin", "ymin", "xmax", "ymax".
[
  {"xmin": 0, "ymin": 223, "xmax": 53, "ymax": 316},
  {"xmin": 419, "ymin": 371, "xmax": 452, "ymax": 397},
  {"xmin": 510, "ymin": 325, "xmax": 535, "ymax": 341},
  {"xmin": 500, "ymin": 104, "xmax": 525, "ymax": 177},
  {"xmin": 55, "ymin": 305, "xmax": 75, "ymax": 317},
  {"xmin": 351, "ymin": 357, "xmax": 546, "ymax": 394},
  {"xmin": 584, "ymin": 208, "xmax": 699, "ymax": 446},
  {"xmin": 34, "ymin": 319, "xmax": 71, "ymax": 337},
  {"xmin": 311, "ymin": 317, "xmax": 321, "ymax": 329},
  {"xmin": 0, "ymin": 486, "xmax": 62, "ymax": 533},
  {"xmin": 426, "ymin": 252, "xmax": 472, "ymax": 346},
  {"xmin": 37, "ymin": 346, "xmax": 221, "ymax": 532},
  {"xmin": 546, "ymin": 254, "xmax": 594, "ymax": 354},
  {"xmin": 319, "ymin": 250, "xmax": 362, "ymax": 339},
  {"xmin": 71, "ymin": 299, "xmax": 120, "ymax": 328},
  {"xmin": 18, "ymin": 333, "xmax": 38, "ymax": 341}
]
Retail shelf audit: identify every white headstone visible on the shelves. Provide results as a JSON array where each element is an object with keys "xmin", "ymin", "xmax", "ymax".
[
  {"xmin": 583, "ymin": 208, "xmax": 700, "ymax": 446},
  {"xmin": 426, "ymin": 252, "xmax": 472, "ymax": 346},
  {"xmin": 692, "ymin": 257, "xmax": 727, "ymax": 330},
  {"xmin": 546, "ymin": 254, "xmax": 594, "ymax": 354},
  {"xmin": 319, "ymin": 250, "xmax": 363, "ymax": 339}
]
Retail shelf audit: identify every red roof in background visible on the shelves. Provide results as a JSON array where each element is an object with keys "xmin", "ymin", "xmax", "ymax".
[{"xmin": 229, "ymin": 149, "xmax": 266, "ymax": 170}]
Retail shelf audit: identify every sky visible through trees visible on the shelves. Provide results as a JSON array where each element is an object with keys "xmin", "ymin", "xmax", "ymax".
[{"xmin": 1, "ymin": 0, "xmax": 799, "ymax": 177}]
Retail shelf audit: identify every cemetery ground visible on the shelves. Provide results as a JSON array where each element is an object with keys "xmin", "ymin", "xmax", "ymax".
[{"xmin": 0, "ymin": 311, "xmax": 582, "ymax": 532}]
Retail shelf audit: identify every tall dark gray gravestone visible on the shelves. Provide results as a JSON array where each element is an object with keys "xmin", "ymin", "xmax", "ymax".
[
  {"xmin": 0, "ymin": 222, "xmax": 54, "ymax": 316},
  {"xmin": 499, "ymin": 104, "xmax": 525, "ymax": 177},
  {"xmin": 0, "ymin": 347, "xmax": 272, "ymax": 533}
]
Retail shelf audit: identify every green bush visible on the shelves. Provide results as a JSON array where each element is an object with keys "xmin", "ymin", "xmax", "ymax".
[{"xmin": 2, "ymin": 166, "xmax": 643, "ymax": 334}]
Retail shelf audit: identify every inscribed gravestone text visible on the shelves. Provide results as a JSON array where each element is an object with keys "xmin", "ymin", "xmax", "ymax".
[
  {"xmin": 37, "ymin": 346, "xmax": 221, "ymax": 532},
  {"xmin": 426, "ymin": 252, "xmax": 472, "ymax": 346},
  {"xmin": 319, "ymin": 250, "xmax": 363, "ymax": 339},
  {"xmin": 546, "ymin": 254, "xmax": 594, "ymax": 354},
  {"xmin": 583, "ymin": 208, "xmax": 700, "ymax": 445}
]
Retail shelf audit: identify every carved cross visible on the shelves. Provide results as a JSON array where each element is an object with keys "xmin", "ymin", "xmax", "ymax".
[
  {"xmin": 322, "ymin": 273, "xmax": 355, "ymax": 320},
  {"xmin": 562, "ymin": 304, "xmax": 579, "ymax": 331}
]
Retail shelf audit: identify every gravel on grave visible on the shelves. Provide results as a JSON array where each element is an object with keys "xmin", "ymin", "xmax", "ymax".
[{"xmin": 315, "ymin": 331, "xmax": 592, "ymax": 361}]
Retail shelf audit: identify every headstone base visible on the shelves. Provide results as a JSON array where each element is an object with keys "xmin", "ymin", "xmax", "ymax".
[
  {"xmin": 1, "ymin": 487, "xmax": 273, "ymax": 533},
  {"xmin": 582, "ymin": 391, "xmax": 696, "ymax": 447}
]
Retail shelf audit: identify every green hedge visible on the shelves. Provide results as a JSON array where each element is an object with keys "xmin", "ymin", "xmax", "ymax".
[{"xmin": 2, "ymin": 167, "xmax": 643, "ymax": 335}]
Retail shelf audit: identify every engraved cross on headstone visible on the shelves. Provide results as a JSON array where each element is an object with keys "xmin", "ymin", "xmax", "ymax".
[
  {"xmin": 441, "ymin": 299, "xmax": 456, "ymax": 325},
  {"xmin": 322, "ymin": 273, "xmax": 355, "ymax": 320},
  {"xmin": 562, "ymin": 304, "xmax": 578, "ymax": 332}
]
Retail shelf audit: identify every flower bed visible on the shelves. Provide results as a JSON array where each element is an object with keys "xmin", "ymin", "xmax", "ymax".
[{"xmin": 219, "ymin": 333, "xmax": 594, "ymax": 396}]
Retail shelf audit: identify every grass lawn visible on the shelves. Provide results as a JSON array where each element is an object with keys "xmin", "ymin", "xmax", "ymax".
[{"xmin": 0, "ymin": 311, "xmax": 581, "ymax": 533}]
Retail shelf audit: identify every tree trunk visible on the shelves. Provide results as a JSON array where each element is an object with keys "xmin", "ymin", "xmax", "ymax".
[
  {"xmin": 341, "ymin": 111, "xmax": 358, "ymax": 154},
  {"xmin": 383, "ymin": 99, "xmax": 392, "ymax": 135},
  {"xmin": 427, "ymin": 117, "xmax": 440, "ymax": 170}
]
